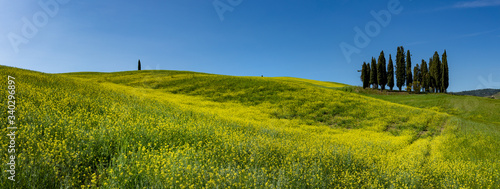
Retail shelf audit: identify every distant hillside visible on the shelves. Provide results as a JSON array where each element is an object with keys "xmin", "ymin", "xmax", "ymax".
[
  {"xmin": 494, "ymin": 92, "xmax": 500, "ymax": 99},
  {"xmin": 452, "ymin": 88, "xmax": 500, "ymax": 98}
]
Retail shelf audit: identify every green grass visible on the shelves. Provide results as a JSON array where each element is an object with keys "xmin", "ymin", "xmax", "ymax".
[
  {"xmin": 0, "ymin": 66, "xmax": 498, "ymax": 188},
  {"xmin": 358, "ymin": 89, "xmax": 500, "ymax": 125},
  {"xmin": 64, "ymin": 70, "xmax": 447, "ymax": 136}
]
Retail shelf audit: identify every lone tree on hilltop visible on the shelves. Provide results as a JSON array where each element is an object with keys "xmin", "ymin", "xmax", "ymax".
[
  {"xmin": 138, "ymin": 59, "xmax": 142, "ymax": 71},
  {"xmin": 377, "ymin": 51, "xmax": 387, "ymax": 90},
  {"xmin": 387, "ymin": 54, "xmax": 394, "ymax": 90}
]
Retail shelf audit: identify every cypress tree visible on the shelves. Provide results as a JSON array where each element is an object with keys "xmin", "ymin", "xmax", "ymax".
[
  {"xmin": 367, "ymin": 63, "xmax": 371, "ymax": 86},
  {"xmin": 363, "ymin": 63, "xmax": 370, "ymax": 88},
  {"xmin": 361, "ymin": 62, "xmax": 368, "ymax": 89},
  {"xmin": 421, "ymin": 60, "xmax": 429, "ymax": 92},
  {"xmin": 396, "ymin": 47, "xmax": 400, "ymax": 90},
  {"xmin": 401, "ymin": 47, "xmax": 406, "ymax": 86},
  {"xmin": 424, "ymin": 73, "xmax": 430, "ymax": 92},
  {"xmin": 361, "ymin": 63, "xmax": 365, "ymax": 83},
  {"xmin": 396, "ymin": 46, "xmax": 406, "ymax": 91},
  {"xmin": 138, "ymin": 59, "xmax": 142, "ymax": 71},
  {"xmin": 442, "ymin": 50, "xmax": 449, "ymax": 93},
  {"xmin": 437, "ymin": 53, "xmax": 442, "ymax": 93},
  {"xmin": 431, "ymin": 52, "xmax": 441, "ymax": 93},
  {"xmin": 377, "ymin": 51, "xmax": 387, "ymax": 90},
  {"xmin": 365, "ymin": 63, "xmax": 371, "ymax": 89},
  {"xmin": 429, "ymin": 57, "xmax": 435, "ymax": 92},
  {"xmin": 406, "ymin": 50, "xmax": 413, "ymax": 90},
  {"xmin": 413, "ymin": 64, "xmax": 421, "ymax": 92},
  {"xmin": 387, "ymin": 54, "xmax": 395, "ymax": 91},
  {"xmin": 370, "ymin": 57, "xmax": 378, "ymax": 89}
]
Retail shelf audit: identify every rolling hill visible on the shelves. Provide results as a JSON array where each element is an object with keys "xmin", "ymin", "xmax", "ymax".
[
  {"xmin": 1, "ymin": 65, "xmax": 498, "ymax": 188},
  {"xmin": 451, "ymin": 88, "xmax": 500, "ymax": 98}
]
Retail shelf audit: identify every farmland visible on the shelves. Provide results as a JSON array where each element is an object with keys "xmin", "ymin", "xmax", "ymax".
[{"xmin": 1, "ymin": 65, "xmax": 499, "ymax": 188}]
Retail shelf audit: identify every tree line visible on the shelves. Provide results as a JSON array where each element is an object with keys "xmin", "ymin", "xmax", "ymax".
[{"xmin": 360, "ymin": 46, "xmax": 449, "ymax": 93}]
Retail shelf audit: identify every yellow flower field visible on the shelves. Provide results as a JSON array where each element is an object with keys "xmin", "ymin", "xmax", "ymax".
[{"xmin": 0, "ymin": 66, "xmax": 498, "ymax": 188}]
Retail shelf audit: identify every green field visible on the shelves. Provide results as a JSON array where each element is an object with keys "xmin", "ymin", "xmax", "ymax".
[{"xmin": 1, "ymin": 65, "xmax": 499, "ymax": 188}]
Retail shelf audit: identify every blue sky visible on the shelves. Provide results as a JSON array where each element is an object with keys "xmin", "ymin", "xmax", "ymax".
[{"xmin": 1, "ymin": 0, "xmax": 499, "ymax": 92}]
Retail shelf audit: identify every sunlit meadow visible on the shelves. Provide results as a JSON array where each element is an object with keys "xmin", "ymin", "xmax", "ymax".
[{"xmin": 1, "ymin": 66, "xmax": 498, "ymax": 188}]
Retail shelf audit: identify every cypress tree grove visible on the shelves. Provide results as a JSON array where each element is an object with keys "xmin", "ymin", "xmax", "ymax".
[
  {"xmin": 357, "ymin": 47, "xmax": 449, "ymax": 93},
  {"xmin": 442, "ymin": 50, "xmax": 449, "ymax": 93},
  {"xmin": 387, "ymin": 54, "xmax": 395, "ymax": 91},
  {"xmin": 370, "ymin": 57, "xmax": 378, "ymax": 89},
  {"xmin": 377, "ymin": 51, "xmax": 387, "ymax": 90},
  {"xmin": 406, "ymin": 50, "xmax": 413, "ymax": 90},
  {"xmin": 396, "ymin": 46, "xmax": 406, "ymax": 91}
]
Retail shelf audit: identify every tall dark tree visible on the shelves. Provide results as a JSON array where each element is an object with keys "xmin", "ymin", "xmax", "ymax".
[
  {"xmin": 421, "ymin": 60, "xmax": 429, "ymax": 92},
  {"xmin": 138, "ymin": 59, "xmax": 142, "ymax": 71},
  {"xmin": 360, "ymin": 63, "xmax": 365, "ymax": 83},
  {"xmin": 396, "ymin": 46, "xmax": 406, "ymax": 91},
  {"xmin": 367, "ymin": 63, "xmax": 371, "ymax": 88},
  {"xmin": 361, "ymin": 62, "xmax": 369, "ymax": 89},
  {"xmin": 365, "ymin": 63, "xmax": 371, "ymax": 89},
  {"xmin": 413, "ymin": 64, "xmax": 421, "ymax": 92},
  {"xmin": 387, "ymin": 54, "xmax": 395, "ymax": 91},
  {"xmin": 431, "ymin": 52, "xmax": 441, "ymax": 93},
  {"xmin": 367, "ymin": 63, "xmax": 370, "ymax": 79},
  {"xmin": 428, "ymin": 57, "xmax": 435, "ymax": 92},
  {"xmin": 423, "ymin": 73, "xmax": 430, "ymax": 93},
  {"xmin": 406, "ymin": 50, "xmax": 413, "ymax": 90},
  {"xmin": 377, "ymin": 51, "xmax": 387, "ymax": 90},
  {"xmin": 370, "ymin": 57, "xmax": 378, "ymax": 89},
  {"xmin": 442, "ymin": 50, "xmax": 449, "ymax": 93}
]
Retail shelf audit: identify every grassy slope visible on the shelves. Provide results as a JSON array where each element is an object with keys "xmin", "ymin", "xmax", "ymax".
[
  {"xmin": 0, "ymin": 66, "xmax": 498, "ymax": 188},
  {"xmin": 65, "ymin": 70, "xmax": 499, "ymax": 187},
  {"xmin": 363, "ymin": 92, "xmax": 500, "ymax": 125},
  {"xmin": 65, "ymin": 70, "xmax": 446, "ymax": 136},
  {"xmin": 346, "ymin": 87, "xmax": 500, "ymax": 184}
]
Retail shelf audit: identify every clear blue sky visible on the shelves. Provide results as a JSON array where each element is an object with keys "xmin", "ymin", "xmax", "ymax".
[{"xmin": 1, "ymin": 0, "xmax": 499, "ymax": 92}]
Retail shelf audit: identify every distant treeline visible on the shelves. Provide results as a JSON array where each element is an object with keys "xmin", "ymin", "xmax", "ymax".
[
  {"xmin": 360, "ymin": 46, "xmax": 449, "ymax": 93},
  {"xmin": 452, "ymin": 89, "xmax": 500, "ymax": 97}
]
